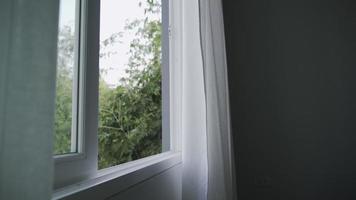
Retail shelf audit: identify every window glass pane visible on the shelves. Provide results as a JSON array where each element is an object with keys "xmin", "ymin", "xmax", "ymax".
[
  {"xmin": 98, "ymin": 0, "xmax": 164, "ymax": 169},
  {"xmin": 54, "ymin": 0, "xmax": 79, "ymax": 155}
]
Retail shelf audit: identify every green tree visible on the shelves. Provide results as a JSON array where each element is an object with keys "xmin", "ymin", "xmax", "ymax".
[
  {"xmin": 53, "ymin": 0, "xmax": 163, "ymax": 168},
  {"xmin": 54, "ymin": 25, "xmax": 75, "ymax": 154},
  {"xmin": 98, "ymin": 0, "xmax": 162, "ymax": 169}
]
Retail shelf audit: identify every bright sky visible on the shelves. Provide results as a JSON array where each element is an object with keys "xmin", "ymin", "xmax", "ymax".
[
  {"xmin": 59, "ymin": 0, "xmax": 159, "ymax": 87},
  {"xmin": 58, "ymin": 0, "xmax": 75, "ymax": 29},
  {"xmin": 100, "ymin": 0, "xmax": 146, "ymax": 87}
]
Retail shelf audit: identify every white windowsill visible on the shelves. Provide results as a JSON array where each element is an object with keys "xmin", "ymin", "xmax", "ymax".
[{"xmin": 52, "ymin": 151, "xmax": 182, "ymax": 200}]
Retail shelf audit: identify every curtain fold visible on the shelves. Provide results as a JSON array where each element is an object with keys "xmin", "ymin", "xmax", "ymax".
[
  {"xmin": 198, "ymin": 0, "xmax": 237, "ymax": 199},
  {"xmin": 182, "ymin": 0, "xmax": 236, "ymax": 199},
  {"xmin": 182, "ymin": 0, "xmax": 208, "ymax": 199},
  {"xmin": 0, "ymin": 0, "xmax": 59, "ymax": 199}
]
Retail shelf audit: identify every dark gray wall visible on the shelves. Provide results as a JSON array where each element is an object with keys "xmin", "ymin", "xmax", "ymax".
[{"xmin": 223, "ymin": 1, "xmax": 356, "ymax": 199}]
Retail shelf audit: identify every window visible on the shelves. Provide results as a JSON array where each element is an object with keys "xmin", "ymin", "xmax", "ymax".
[
  {"xmin": 54, "ymin": 0, "xmax": 80, "ymax": 155},
  {"xmin": 98, "ymin": 0, "xmax": 168, "ymax": 169},
  {"xmin": 54, "ymin": 0, "xmax": 178, "ymax": 190}
]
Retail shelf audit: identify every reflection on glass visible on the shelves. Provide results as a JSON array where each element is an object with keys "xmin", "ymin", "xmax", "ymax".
[{"xmin": 54, "ymin": 0, "xmax": 78, "ymax": 155}]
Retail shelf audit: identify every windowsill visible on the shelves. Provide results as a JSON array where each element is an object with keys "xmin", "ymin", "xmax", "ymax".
[{"xmin": 52, "ymin": 151, "xmax": 182, "ymax": 200}]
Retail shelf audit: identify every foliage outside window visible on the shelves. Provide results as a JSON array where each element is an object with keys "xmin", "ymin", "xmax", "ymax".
[
  {"xmin": 54, "ymin": 0, "xmax": 164, "ymax": 170},
  {"xmin": 54, "ymin": 0, "xmax": 77, "ymax": 154}
]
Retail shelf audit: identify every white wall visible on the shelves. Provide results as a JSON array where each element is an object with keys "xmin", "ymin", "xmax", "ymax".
[
  {"xmin": 58, "ymin": 160, "xmax": 182, "ymax": 200},
  {"xmin": 108, "ymin": 165, "xmax": 182, "ymax": 200}
]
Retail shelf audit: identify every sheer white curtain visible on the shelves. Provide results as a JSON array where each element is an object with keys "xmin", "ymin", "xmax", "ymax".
[
  {"xmin": 182, "ymin": 0, "xmax": 208, "ymax": 199},
  {"xmin": 0, "ymin": 0, "xmax": 59, "ymax": 199},
  {"xmin": 198, "ymin": 0, "xmax": 236, "ymax": 199},
  {"xmin": 182, "ymin": 0, "xmax": 236, "ymax": 199}
]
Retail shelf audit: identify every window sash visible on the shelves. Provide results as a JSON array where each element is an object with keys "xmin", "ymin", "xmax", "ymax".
[{"xmin": 54, "ymin": 0, "xmax": 178, "ymax": 189}]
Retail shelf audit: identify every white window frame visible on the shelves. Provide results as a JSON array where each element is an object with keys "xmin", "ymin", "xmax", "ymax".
[
  {"xmin": 54, "ymin": 0, "xmax": 98, "ymax": 189},
  {"xmin": 53, "ymin": 0, "xmax": 183, "ymax": 196}
]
